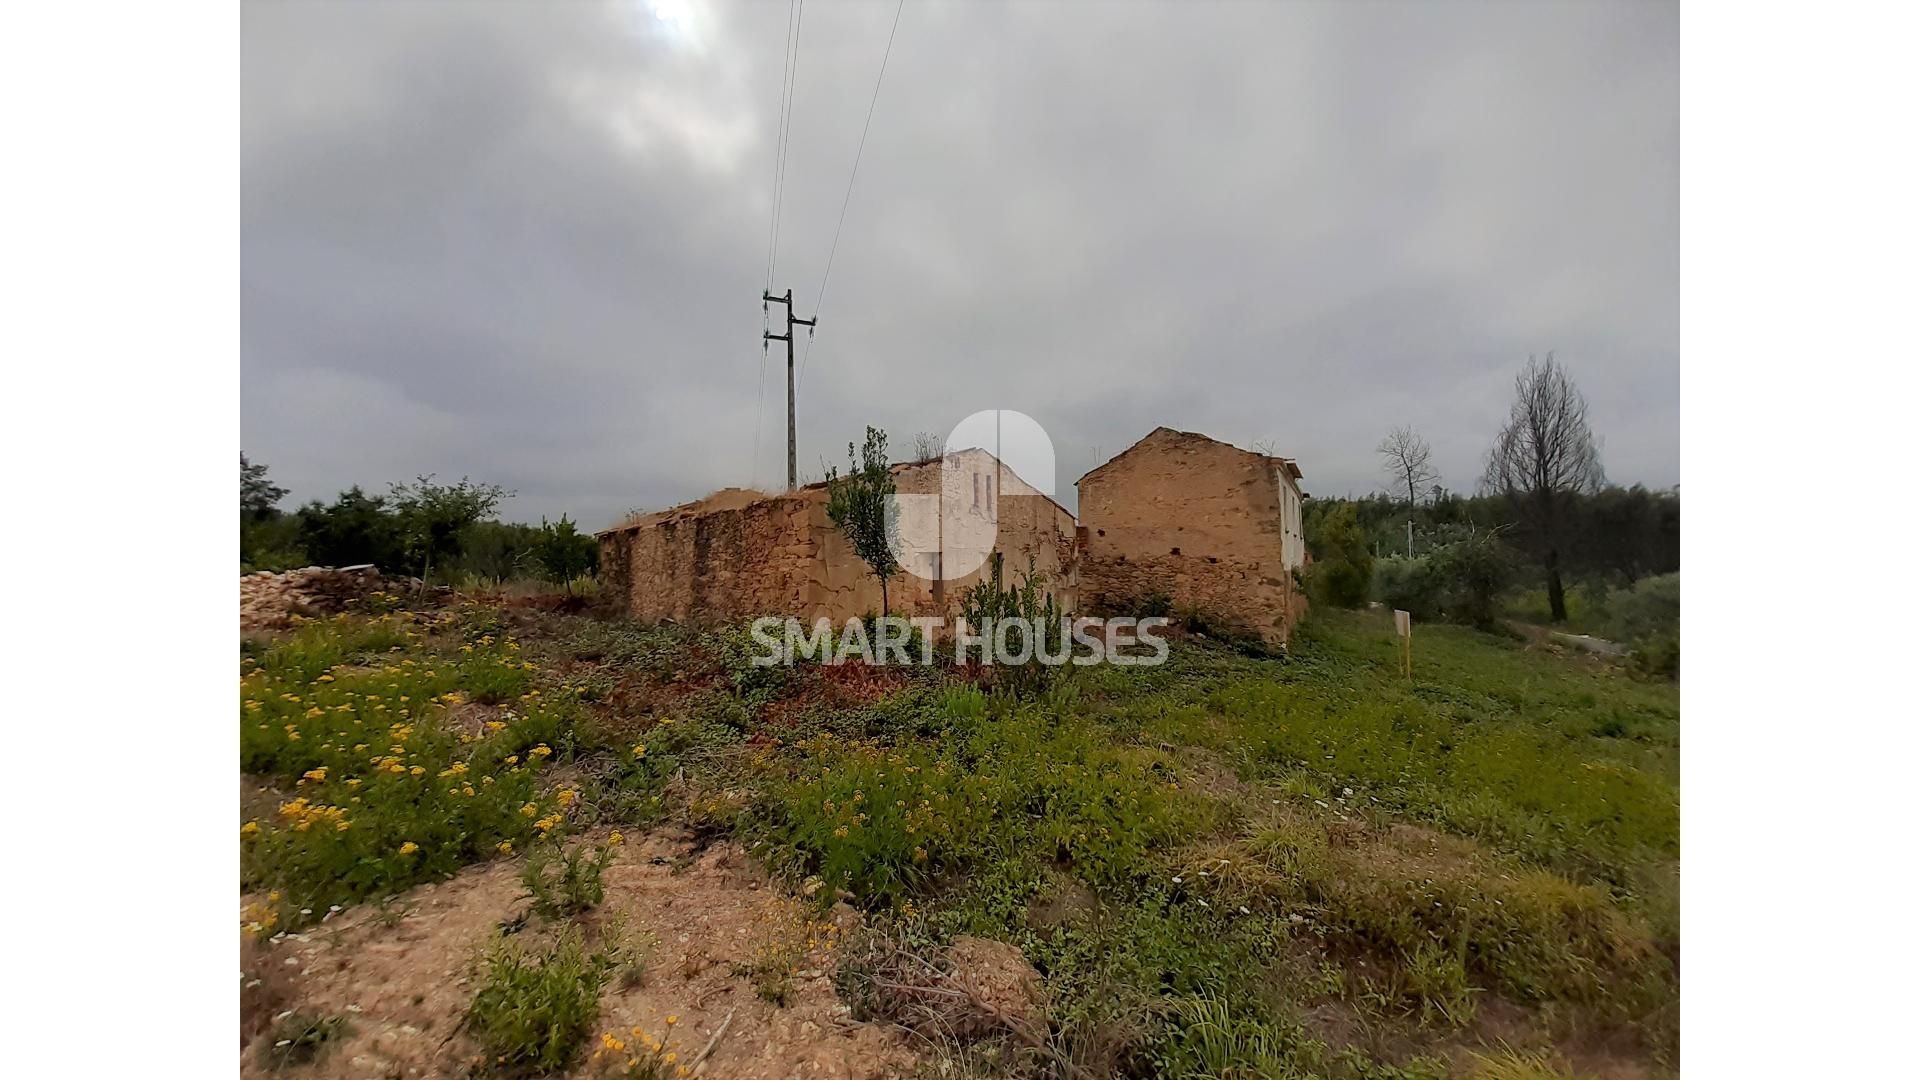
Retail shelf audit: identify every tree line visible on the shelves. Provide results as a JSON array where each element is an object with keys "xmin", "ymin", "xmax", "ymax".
[
  {"xmin": 240, "ymin": 456, "xmax": 597, "ymax": 586},
  {"xmin": 1301, "ymin": 355, "xmax": 1678, "ymax": 662}
]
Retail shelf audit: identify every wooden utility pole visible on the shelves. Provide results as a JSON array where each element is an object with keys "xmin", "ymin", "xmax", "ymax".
[{"xmin": 763, "ymin": 288, "xmax": 815, "ymax": 490}]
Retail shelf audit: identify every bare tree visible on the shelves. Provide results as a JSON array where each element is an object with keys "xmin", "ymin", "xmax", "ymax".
[
  {"xmin": 1377, "ymin": 426, "xmax": 1438, "ymax": 555},
  {"xmin": 909, "ymin": 431, "xmax": 946, "ymax": 464},
  {"xmin": 1481, "ymin": 353, "xmax": 1605, "ymax": 622}
]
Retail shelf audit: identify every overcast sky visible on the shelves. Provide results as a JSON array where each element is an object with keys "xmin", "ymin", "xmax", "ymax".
[{"xmin": 242, "ymin": 0, "xmax": 1676, "ymax": 528}]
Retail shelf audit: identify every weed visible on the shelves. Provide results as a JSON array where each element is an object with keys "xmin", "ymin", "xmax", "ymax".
[
  {"xmin": 1466, "ymin": 1046, "xmax": 1591, "ymax": 1079},
  {"xmin": 520, "ymin": 835, "xmax": 615, "ymax": 919},
  {"xmin": 466, "ymin": 924, "xmax": 619, "ymax": 1074},
  {"xmin": 240, "ymin": 615, "xmax": 573, "ymax": 925}
]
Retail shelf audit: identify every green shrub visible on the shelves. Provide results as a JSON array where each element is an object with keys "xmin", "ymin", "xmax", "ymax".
[
  {"xmin": 1630, "ymin": 631, "xmax": 1679, "ymax": 678},
  {"xmin": 1373, "ymin": 556, "xmax": 1444, "ymax": 620},
  {"xmin": 1307, "ymin": 504, "xmax": 1374, "ymax": 608},
  {"xmin": 957, "ymin": 552, "xmax": 1066, "ymax": 696},
  {"xmin": 531, "ymin": 516, "xmax": 597, "ymax": 583},
  {"xmin": 520, "ymin": 836, "xmax": 615, "ymax": 919},
  {"xmin": 1600, "ymin": 573, "xmax": 1679, "ymax": 643},
  {"xmin": 1374, "ymin": 536, "xmax": 1514, "ymax": 629},
  {"xmin": 1425, "ymin": 534, "xmax": 1516, "ymax": 629},
  {"xmin": 466, "ymin": 925, "xmax": 615, "ymax": 1074}
]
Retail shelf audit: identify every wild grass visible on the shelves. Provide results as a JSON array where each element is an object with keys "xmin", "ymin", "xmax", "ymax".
[
  {"xmin": 240, "ymin": 614, "xmax": 571, "ymax": 928},
  {"xmin": 466, "ymin": 924, "xmax": 622, "ymax": 1074},
  {"xmin": 519, "ymin": 835, "xmax": 616, "ymax": 919},
  {"xmin": 238, "ymin": 600, "xmax": 1679, "ymax": 1077},
  {"xmin": 751, "ymin": 706, "xmax": 1216, "ymax": 905}
]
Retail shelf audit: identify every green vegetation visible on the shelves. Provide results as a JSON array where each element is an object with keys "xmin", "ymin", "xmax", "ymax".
[
  {"xmin": 1308, "ymin": 503, "xmax": 1376, "ymax": 608},
  {"xmin": 239, "ymin": 610, "xmax": 569, "ymax": 930},
  {"xmin": 467, "ymin": 924, "xmax": 622, "ymax": 1074},
  {"xmin": 520, "ymin": 835, "xmax": 616, "ymax": 919},
  {"xmin": 240, "ymin": 593, "xmax": 1678, "ymax": 1077},
  {"xmin": 237, "ymin": 453, "xmax": 597, "ymax": 584},
  {"xmin": 824, "ymin": 425, "xmax": 903, "ymax": 615}
]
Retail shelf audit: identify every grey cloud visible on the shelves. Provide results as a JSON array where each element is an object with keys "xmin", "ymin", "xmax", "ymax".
[{"xmin": 243, "ymin": 0, "xmax": 1676, "ymax": 527}]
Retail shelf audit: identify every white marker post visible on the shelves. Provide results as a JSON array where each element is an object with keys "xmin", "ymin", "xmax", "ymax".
[{"xmin": 1393, "ymin": 609, "xmax": 1412, "ymax": 678}]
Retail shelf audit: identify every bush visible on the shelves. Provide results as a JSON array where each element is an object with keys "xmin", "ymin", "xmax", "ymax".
[
  {"xmin": 1630, "ymin": 630, "xmax": 1680, "ymax": 678},
  {"xmin": 531, "ymin": 516, "xmax": 598, "ymax": 583},
  {"xmin": 957, "ymin": 553, "xmax": 1065, "ymax": 696},
  {"xmin": 1373, "ymin": 556, "xmax": 1444, "ymax": 621},
  {"xmin": 1307, "ymin": 504, "xmax": 1373, "ymax": 608},
  {"xmin": 1372, "ymin": 536, "xmax": 1515, "ymax": 630},
  {"xmin": 1426, "ymin": 534, "xmax": 1516, "ymax": 629},
  {"xmin": 466, "ymin": 926, "xmax": 616, "ymax": 1074},
  {"xmin": 1600, "ymin": 573, "xmax": 1679, "ymax": 643},
  {"xmin": 520, "ymin": 836, "xmax": 615, "ymax": 919}
]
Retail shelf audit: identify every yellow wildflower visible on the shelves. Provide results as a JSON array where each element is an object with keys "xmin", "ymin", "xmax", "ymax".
[
  {"xmin": 608, "ymin": 831, "xmax": 624, "ymax": 846},
  {"xmin": 398, "ymin": 841, "xmax": 418, "ymax": 856},
  {"xmin": 240, "ymin": 821, "xmax": 260, "ymax": 837}
]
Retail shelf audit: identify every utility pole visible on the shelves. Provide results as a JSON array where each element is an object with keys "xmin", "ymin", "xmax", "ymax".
[{"xmin": 762, "ymin": 288, "xmax": 815, "ymax": 490}]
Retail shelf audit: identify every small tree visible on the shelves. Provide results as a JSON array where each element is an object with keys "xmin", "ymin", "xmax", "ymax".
[
  {"xmin": 388, "ymin": 475, "xmax": 512, "ymax": 582},
  {"xmin": 296, "ymin": 486, "xmax": 402, "ymax": 569},
  {"xmin": 825, "ymin": 427, "xmax": 902, "ymax": 615},
  {"xmin": 1377, "ymin": 426, "xmax": 1437, "ymax": 556},
  {"xmin": 531, "ymin": 516, "xmax": 597, "ymax": 585},
  {"xmin": 241, "ymin": 453, "xmax": 288, "ymax": 520},
  {"xmin": 1308, "ymin": 503, "xmax": 1374, "ymax": 608}
]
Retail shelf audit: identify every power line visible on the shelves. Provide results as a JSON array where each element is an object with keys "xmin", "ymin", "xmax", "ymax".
[
  {"xmin": 767, "ymin": 0, "xmax": 805, "ymax": 288},
  {"xmin": 797, "ymin": 0, "xmax": 905, "ymax": 391},
  {"xmin": 755, "ymin": 0, "xmax": 803, "ymax": 487}
]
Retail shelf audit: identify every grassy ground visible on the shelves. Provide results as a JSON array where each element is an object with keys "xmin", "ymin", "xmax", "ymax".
[{"xmin": 241, "ymin": 601, "xmax": 1678, "ymax": 1078}]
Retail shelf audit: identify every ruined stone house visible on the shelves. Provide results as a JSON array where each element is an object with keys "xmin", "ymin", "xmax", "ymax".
[
  {"xmin": 600, "ymin": 427, "xmax": 1308, "ymax": 644},
  {"xmin": 596, "ymin": 447, "xmax": 1078, "ymax": 625},
  {"xmin": 1075, "ymin": 427, "xmax": 1307, "ymax": 643}
]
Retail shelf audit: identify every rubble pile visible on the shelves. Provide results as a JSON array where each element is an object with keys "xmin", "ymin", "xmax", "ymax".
[{"xmin": 240, "ymin": 565, "xmax": 399, "ymax": 632}]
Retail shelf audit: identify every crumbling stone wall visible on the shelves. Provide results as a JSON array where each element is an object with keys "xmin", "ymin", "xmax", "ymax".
[
  {"xmin": 598, "ymin": 451, "xmax": 1078, "ymax": 625},
  {"xmin": 1077, "ymin": 427, "xmax": 1300, "ymax": 643}
]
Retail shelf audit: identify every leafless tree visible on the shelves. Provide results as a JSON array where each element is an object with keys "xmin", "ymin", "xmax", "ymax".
[
  {"xmin": 1481, "ymin": 353, "xmax": 1605, "ymax": 622},
  {"xmin": 1377, "ymin": 426, "xmax": 1437, "ymax": 556},
  {"xmin": 909, "ymin": 431, "xmax": 946, "ymax": 464}
]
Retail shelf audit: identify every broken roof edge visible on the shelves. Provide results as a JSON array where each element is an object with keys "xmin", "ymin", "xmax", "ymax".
[
  {"xmin": 599, "ymin": 447, "xmax": 1077, "ymax": 537},
  {"xmin": 1076, "ymin": 426, "xmax": 1303, "ymax": 486}
]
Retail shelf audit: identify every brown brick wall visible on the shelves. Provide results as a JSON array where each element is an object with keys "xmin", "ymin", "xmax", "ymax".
[
  {"xmin": 599, "ymin": 450, "xmax": 1078, "ymax": 625},
  {"xmin": 1077, "ymin": 428, "xmax": 1299, "ymax": 642}
]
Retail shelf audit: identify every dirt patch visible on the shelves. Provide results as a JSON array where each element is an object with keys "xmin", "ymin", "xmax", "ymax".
[{"xmin": 240, "ymin": 829, "xmax": 916, "ymax": 1079}]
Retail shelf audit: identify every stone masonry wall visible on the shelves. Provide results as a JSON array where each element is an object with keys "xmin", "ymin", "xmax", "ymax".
[
  {"xmin": 599, "ymin": 451, "xmax": 1079, "ymax": 625},
  {"xmin": 1077, "ymin": 428, "xmax": 1298, "ymax": 643}
]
